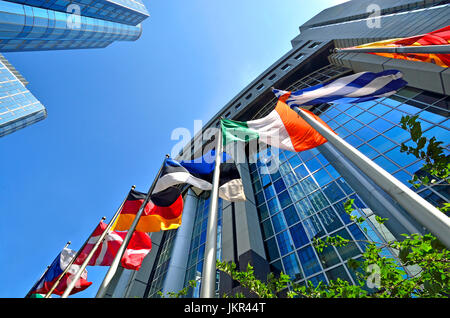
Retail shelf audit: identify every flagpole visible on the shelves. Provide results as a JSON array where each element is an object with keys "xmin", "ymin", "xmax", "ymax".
[
  {"xmin": 61, "ymin": 186, "xmax": 136, "ymax": 298},
  {"xmin": 293, "ymin": 107, "xmax": 450, "ymax": 248},
  {"xmin": 25, "ymin": 241, "xmax": 71, "ymax": 298},
  {"xmin": 334, "ymin": 44, "xmax": 450, "ymax": 54},
  {"xmin": 200, "ymin": 126, "xmax": 223, "ymax": 298},
  {"xmin": 95, "ymin": 156, "xmax": 169, "ymax": 298},
  {"xmin": 44, "ymin": 218, "xmax": 109, "ymax": 298}
]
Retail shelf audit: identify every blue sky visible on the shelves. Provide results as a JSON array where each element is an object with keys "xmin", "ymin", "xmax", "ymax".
[{"xmin": 0, "ymin": 0, "xmax": 347, "ymax": 298}]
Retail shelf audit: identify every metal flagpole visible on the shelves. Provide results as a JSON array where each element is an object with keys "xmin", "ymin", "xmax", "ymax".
[
  {"xmin": 294, "ymin": 107, "xmax": 450, "ymax": 248},
  {"xmin": 61, "ymin": 185, "xmax": 135, "ymax": 298},
  {"xmin": 334, "ymin": 44, "xmax": 450, "ymax": 55},
  {"xmin": 96, "ymin": 156, "xmax": 169, "ymax": 298},
  {"xmin": 200, "ymin": 127, "xmax": 223, "ymax": 298},
  {"xmin": 25, "ymin": 241, "xmax": 71, "ymax": 298},
  {"xmin": 44, "ymin": 218, "xmax": 108, "ymax": 298}
]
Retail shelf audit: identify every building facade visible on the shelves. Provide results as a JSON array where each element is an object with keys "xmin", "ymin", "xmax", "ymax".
[
  {"xmin": 0, "ymin": 0, "xmax": 149, "ymax": 137},
  {"xmin": 105, "ymin": 0, "xmax": 449, "ymax": 298}
]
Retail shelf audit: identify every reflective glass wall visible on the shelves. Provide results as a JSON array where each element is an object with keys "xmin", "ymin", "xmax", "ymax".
[
  {"xmin": 183, "ymin": 194, "xmax": 223, "ymax": 298},
  {"xmin": 0, "ymin": 0, "xmax": 144, "ymax": 52},
  {"xmin": 0, "ymin": 56, "xmax": 46, "ymax": 137},
  {"xmin": 249, "ymin": 84, "xmax": 449, "ymax": 288}
]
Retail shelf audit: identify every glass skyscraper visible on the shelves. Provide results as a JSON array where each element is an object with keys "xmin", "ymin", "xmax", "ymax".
[
  {"xmin": 105, "ymin": 0, "xmax": 449, "ymax": 298},
  {"xmin": 0, "ymin": 0, "xmax": 149, "ymax": 137}
]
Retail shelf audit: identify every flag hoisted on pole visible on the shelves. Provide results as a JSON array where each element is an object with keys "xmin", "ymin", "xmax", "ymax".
[
  {"xmin": 292, "ymin": 106, "xmax": 450, "ymax": 249},
  {"xmin": 25, "ymin": 241, "xmax": 70, "ymax": 298},
  {"xmin": 95, "ymin": 157, "xmax": 169, "ymax": 298},
  {"xmin": 199, "ymin": 127, "xmax": 223, "ymax": 298},
  {"xmin": 61, "ymin": 186, "xmax": 135, "ymax": 298}
]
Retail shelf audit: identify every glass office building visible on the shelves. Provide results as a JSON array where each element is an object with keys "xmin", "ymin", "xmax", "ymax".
[
  {"xmin": 0, "ymin": 53, "xmax": 46, "ymax": 137},
  {"xmin": 105, "ymin": 0, "xmax": 449, "ymax": 297},
  {"xmin": 0, "ymin": 0, "xmax": 149, "ymax": 137}
]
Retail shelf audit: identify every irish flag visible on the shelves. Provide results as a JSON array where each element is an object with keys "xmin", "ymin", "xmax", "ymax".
[{"xmin": 221, "ymin": 98, "xmax": 332, "ymax": 152}]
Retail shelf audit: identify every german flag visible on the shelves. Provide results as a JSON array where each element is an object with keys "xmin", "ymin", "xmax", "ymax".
[
  {"xmin": 350, "ymin": 25, "xmax": 450, "ymax": 67},
  {"xmin": 112, "ymin": 187, "xmax": 183, "ymax": 233}
]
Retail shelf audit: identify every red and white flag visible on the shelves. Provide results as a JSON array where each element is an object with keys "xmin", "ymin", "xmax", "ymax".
[{"xmin": 75, "ymin": 222, "xmax": 152, "ymax": 271}]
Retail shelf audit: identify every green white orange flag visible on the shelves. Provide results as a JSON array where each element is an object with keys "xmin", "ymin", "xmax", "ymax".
[{"xmin": 221, "ymin": 99, "xmax": 333, "ymax": 152}]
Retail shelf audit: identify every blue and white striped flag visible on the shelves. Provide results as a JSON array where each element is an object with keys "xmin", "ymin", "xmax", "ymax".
[{"xmin": 273, "ymin": 70, "xmax": 407, "ymax": 107}]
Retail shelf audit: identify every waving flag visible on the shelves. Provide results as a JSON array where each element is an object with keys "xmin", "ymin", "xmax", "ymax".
[
  {"xmin": 222, "ymin": 99, "xmax": 332, "ymax": 153},
  {"xmin": 30, "ymin": 247, "xmax": 92, "ymax": 296},
  {"xmin": 347, "ymin": 25, "xmax": 450, "ymax": 67},
  {"xmin": 112, "ymin": 188, "xmax": 183, "ymax": 233},
  {"xmin": 273, "ymin": 70, "xmax": 407, "ymax": 107},
  {"xmin": 76, "ymin": 221, "xmax": 152, "ymax": 271},
  {"xmin": 153, "ymin": 151, "xmax": 246, "ymax": 202}
]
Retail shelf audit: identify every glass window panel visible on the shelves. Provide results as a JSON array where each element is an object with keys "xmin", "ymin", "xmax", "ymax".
[
  {"xmin": 261, "ymin": 219, "xmax": 274, "ymax": 239},
  {"xmin": 265, "ymin": 237, "xmax": 280, "ymax": 261},
  {"xmin": 279, "ymin": 161, "xmax": 292, "ymax": 176},
  {"xmin": 300, "ymin": 176, "xmax": 318, "ymax": 194},
  {"xmin": 334, "ymin": 229, "xmax": 361, "ymax": 260},
  {"xmin": 261, "ymin": 174, "xmax": 271, "ymax": 187},
  {"xmin": 278, "ymin": 190, "xmax": 293, "ymax": 209},
  {"xmin": 333, "ymin": 201, "xmax": 352, "ymax": 225},
  {"xmin": 357, "ymin": 144, "xmax": 379, "ymax": 159},
  {"xmin": 307, "ymin": 273, "xmax": 327, "ymax": 287},
  {"xmin": 305, "ymin": 158, "xmax": 322, "ymax": 173},
  {"xmin": 299, "ymin": 150, "xmax": 315, "ymax": 162},
  {"xmin": 380, "ymin": 96, "xmax": 404, "ymax": 108},
  {"xmin": 322, "ymin": 182, "xmax": 345, "ymax": 204},
  {"xmin": 393, "ymin": 170, "xmax": 413, "ymax": 186},
  {"xmin": 264, "ymin": 184, "xmax": 276, "ymax": 200},
  {"xmin": 272, "ymin": 212, "xmax": 288, "ymax": 233},
  {"xmin": 294, "ymin": 164, "xmax": 309, "ymax": 179},
  {"xmin": 317, "ymin": 245, "xmax": 340, "ymax": 268},
  {"xmin": 255, "ymin": 191, "xmax": 265, "ymax": 206},
  {"xmin": 385, "ymin": 146, "xmax": 417, "ymax": 167},
  {"xmin": 398, "ymin": 100, "xmax": 424, "ymax": 114},
  {"xmin": 383, "ymin": 109, "xmax": 406, "ymax": 125},
  {"xmin": 283, "ymin": 205, "xmax": 299, "ymax": 226},
  {"xmin": 324, "ymin": 164, "xmax": 340, "ymax": 179},
  {"xmin": 370, "ymin": 117, "xmax": 394, "ymax": 133},
  {"xmin": 315, "ymin": 153, "xmax": 328, "ymax": 165},
  {"xmin": 326, "ymin": 265, "xmax": 352, "ymax": 283},
  {"xmin": 344, "ymin": 134, "xmax": 363, "ymax": 148},
  {"xmin": 344, "ymin": 119, "xmax": 364, "ymax": 131},
  {"xmin": 282, "ymin": 253, "xmax": 303, "ymax": 281},
  {"xmin": 297, "ymin": 245, "xmax": 322, "ymax": 277},
  {"xmin": 383, "ymin": 126, "xmax": 410, "ymax": 144},
  {"xmin": 276, "ymin": 230, "xmax": 295, "ymax": 256},
  {"xmin": 373, "ymin": 155, "xmax": 400, "ymax": 174},
  {"xmin": 420, "ymin": 108, "xmax": 447, "ymax": 124},
  {"xmin": 308, "ymin": 190, "xmax": 329, "ymax": 211},
  {"xmin": 257, "ymin": 203, "xmax": 269, "ymax": 220},
  {"xmin": 270, "ymin": 168, "xmax": 282, "ymax": 182},
  {"xmin": 303, "ymin": 215, "xmax": 326, "ymax": 240},
  {"xmin": 368, "ymin": 135, "xmax": 396, "ymax": 153},
  {"xmin": 270, "ymin": 260, "xmax": 283, "ymax": 276},
  {"xmin": 287, "ymin": 184, "xmax": 305, "ymax": 202},
  {"xmin": 423, "ymin": 126, "xmax": 449, "ymax": 145},
  {"xmin": 334, "ymin": 112, "xmax": 351, "ymax": 124},
  {"xmin": 344, "ymin": 105, "xmax": 364, "ymax": 118},
  {"xmin": 348, "ymin": 223, "xmax": 368, "ymax": 251},
  {"xmin": 336, "ymin": 178, "xmax": 353, "ymax": 195},
  {"xmin": 354, "ymin": 126, "xmax": 379, "ymax": 140},
  {"xmin": 273, "ymin": 178, "xmax": 287, "ymax": 194},
  {"xmin": 288, "ymin": 155, "xmax": 302, "ymax": 169},
  {"xmin": 313, "ymin": 169, "xmax": 331, "ymax": 187},
  {"xmin": 290, "ymin": 222, "xmax": 309, "ymax": 248},
  {"xmin": 283, "ymin": 172, "xmax": 297, "ymax": 187},
  {"xmin": 355, "ymin": 111, "xmax": 377, "ymax": 124},
  {"xmin": 296, "ymin": 198, "xmax": 315, "ymax": 219},
  {"xmin": 267, "ymin": 197, "xmax": 282, "ymax": 215},
  {"xmin": 356, "ymin": 101, "xmax": 377, "ymax": 110},
  {"xmin": 368, "ymin": 104, "xmax": 391, "ymax": 116},
  {"xmin": 317, "ymin": 207, "xmax": 344, "ymax": 233}
]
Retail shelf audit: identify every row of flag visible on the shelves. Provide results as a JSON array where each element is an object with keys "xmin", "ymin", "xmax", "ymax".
[{"xmin": 28, "ymin": 27, "xmax": 448, "ymax": 297}]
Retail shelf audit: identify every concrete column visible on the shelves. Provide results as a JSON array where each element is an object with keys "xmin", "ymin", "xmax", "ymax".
[
  {"xmin": 161, "ymin": 189, "xmax": 198, "ymax": 294},
  {"xmin": 318, "ymin": 142, "xmax": 425, "ymax": 240}
]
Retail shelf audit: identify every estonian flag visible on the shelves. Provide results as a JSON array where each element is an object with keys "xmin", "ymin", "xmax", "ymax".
[{"xmin": 153, "ymin": 150, "xmax": 246, "ymax": 202}]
